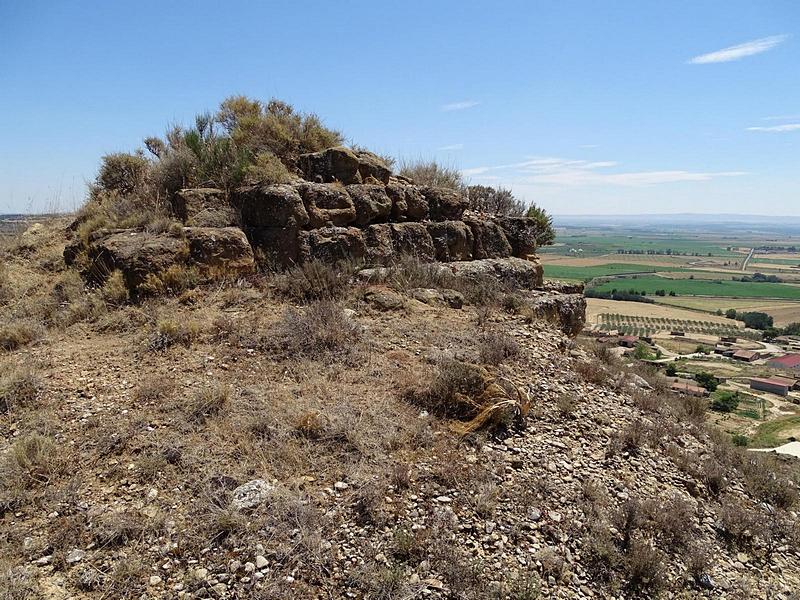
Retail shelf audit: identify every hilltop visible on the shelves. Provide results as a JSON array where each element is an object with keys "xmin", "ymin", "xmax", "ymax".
[{"xmin": 1, "ymin": 98, "xmax": 799, "ymax": 599}]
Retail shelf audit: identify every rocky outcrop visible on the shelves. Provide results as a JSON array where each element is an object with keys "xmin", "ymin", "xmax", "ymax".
[
  {"xmin": 297, "ymin": 183, "xmax": 356, "ymax": 228},
  {"xmin": 298, "ymin": 146, "xmax": 363, "ymax": 185},
  {"xmin": 449, "ymin": 257, "xmax": 543, "ymax": 290},
  {"xmin": 347, "ymin": 184, "xmax": 392, "ymax": 226},
  {"xmin": 299, "ymin": 226, "xmax": 366, "ymax": 264},
  {"xmin": 237, "ymin": 184, "xmax": 309, "ymax": 228},
  {"xmin": 427, "ymin": 221, "xmax": 474, "ymax": 262},
  {"xmin": 173, "ymin": 188, "xmax": 239, "ymax": 228},
  {"xmin": 523, "ymin": 291, "xmax": 587, "ymax": 336},
  {"xmin": 183, "ymin": 227, "xmax": 255, "ymax": 274}
]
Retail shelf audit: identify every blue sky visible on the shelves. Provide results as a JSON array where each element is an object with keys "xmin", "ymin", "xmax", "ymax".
[{"xmin": 1, "ymin": 1, "xmax": 798, "ymax": 215}]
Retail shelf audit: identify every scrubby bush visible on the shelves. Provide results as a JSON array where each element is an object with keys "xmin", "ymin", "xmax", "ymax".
[
  {"xmin": 266, "ymin": 301, "xmax": 363, "ymax": 361},
  {"xmin": 525, "ymin": 204, "xmax": 556, "ymax": 246},
  {"xmin": 398, "ymin": 159, "xmax": 464, "ymax": 190},
  {"xmin": 0, "ymin": 321, "xmax": 40, "ymax": 352},
  {"xmin": 466, "ymin": 185, "xmax": 525, "ymax": 216},
  {"xmin": 0, "ymin": 367, "xmax": 42, "ymax": 413},
  {"xmin": 148, "ymin": 319, "xmax": 200, "ymax": 351},
  {"xmin": 478, "ymin": 330, "xmax": 520, "ymax": 365}
]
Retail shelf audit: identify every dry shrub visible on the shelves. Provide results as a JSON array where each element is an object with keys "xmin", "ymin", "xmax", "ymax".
[
  {"xmin": 536, "ymin": 547, "xmax": 565, "ymax": 581},
  {"xmin": 103, "ymin": 557, "xmax": 147, "ymax": 599},
  {"xmin": 272, "ymin": 260, "xmax": 358, "ymax": 302},
  {"xmin": 0, "ymin": 366, "xmax": 42, "ymax": 413},
  {"xmin": 478, "ymin": 330, "xmax": 520, "ymax": 365},
  {"xmin": 398, "ymin": 159, "xmax": 464, "ymax": 190},
  {"xmin": 132, "ymin": 375, "xmax": 173, "ymax": 404},
  {"xmin": 652, "ymin": 495, "xmax": 694, "ymax": 549},
  {"xmin": 407, "ymin": 359, "xmax": 528, "ymax": 434},
  {"xmin": 700, "ymin": 459, "xmax": 728, "ymax": 497},
  {"xmin": 609, "ymin": 419, "xmax": 647, "ymax": 456},
  {"xmin": 147, "ymin": 319, "xmax": 200, "ymax": 351},
  {"xmin": 556, "ymin": 393, "xmax": 576, "ymax": 418},
  {"xmin": 717, "ymin": 502, "xmax": 758, "ymax": 548},
  {"xmin": 138, "ymin": 265, "xmax": 200, "ymax": 297},
  {"xmin": 740, "ymin": 454, "xmax": 798, "ymax": 509},
  {"xmin": 684, "ymin": 543, "xmax": 712, "ymax": 584},
  {"xmin": 1, "ymin": 434, "xmax": 63, "ymax": 509},
  {"xmin": 575, "ymin": 359, "xmax": 609, "ymax": 385},
  {"xmin": 583, "ymin": 521, "xmax": 622, "ymax": 583},
  {"xmin": 187, "ymin": 384, "xmax": 230, "ymax": 424},
  {"xmin": 0, "ymin": 265, "xmax": 11, "ymax": 306},
  {"xmin": 0, "ymin": 562, "xmax": 37, "ymax": 600},
  {"xmin": 624, "ymin": 539, "xmax": 666, "ymax": 593},
  {"xmin": 101, "ymin": 270, "xmax": 129, "ymax": 305},
  {"xmin": 266, "ymin": 301, "xmax": 363, "ymax": 361},
  {"xmin": 0, "ymin": 321, "xmax": 40, "ymax": 353},
  {"xmin": 469, "ymin": 481, "xmax": 499, "ymax": 518}
]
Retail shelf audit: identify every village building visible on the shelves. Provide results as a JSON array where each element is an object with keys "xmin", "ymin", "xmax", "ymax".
[
  {"xmin": 733, "ymin": 350, "xmax": 759, "ymax": 362},
  {"xmin": 767, "ymin": 353, "xmax": 800, "ymax": 373},
  {"xmin": 750, "ymin": 377, "xmax": 797, "ymax": 397}
]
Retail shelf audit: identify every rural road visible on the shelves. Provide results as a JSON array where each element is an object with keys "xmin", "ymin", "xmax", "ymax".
[{"xmin": 741, "ymin": 248, "xmax": 754, "ymax": 272}]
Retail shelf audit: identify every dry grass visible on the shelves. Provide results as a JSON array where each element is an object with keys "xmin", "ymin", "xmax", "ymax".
[
  {"xmin": 147, "ymin": 318, "xmax": 201, "ymax": 351},
  {"xmin": 132, "ymin": 375, "xmax": 174, "ymax": 404},
  {"xmin": 1, "ymin": 434, "xmax": 64, "ymax": 511},
  {"xmin": 265, "ymin": 301, "xmax": 364, "ymax": 361},
  {"xmin": 0, "ymin": 562, "xmax": 37, "ymax": 600},
  {"xmin": 186, "ymin": 383, "xmax": 230, "ymax": 425},
  {"xmin": 0, "ymin": 366, "xmax": 42, "ymax": 413},
  {"xmin": 0, "ymin": 321, "xmax": 40, "ymax": 353},
  {"xmin": 478, "ymin": 330, "xmax": 520, "ymax": 365},
  {"xmin": 272, "ymin": 260, "xmax": 360, "ymax": 302}
]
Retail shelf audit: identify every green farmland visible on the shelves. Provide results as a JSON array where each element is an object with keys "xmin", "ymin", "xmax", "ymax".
[
  {"xmin": 540, "ymin": 234, "xmax": 740, "ymax": 257},
  {"xmin": 542, "ymin": 263, "xmax": 689, "ymax": 281},
  {"xmin": 590, "ymin": 276, "xmax": 800, "ymax": 300}
]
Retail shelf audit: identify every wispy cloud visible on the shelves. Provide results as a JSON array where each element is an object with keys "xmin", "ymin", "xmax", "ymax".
[
  {"xmin": 463, "ymin": 156, "xmax": 746, "ymax": 187},
  {"xmin": 438, "ymin": 143, "xmax": 464, "ymax": 151},
  {"xmin": 579, "ymin": 144, "xmax": 599, "ymax": 149},
  {"xmin": 763, "ymin": 114, "xmax": 800, "ymax": 121},
  {"xmin": 747, "ymin": 123, "xmax": 800, "ymax": 132},
  {"xmin": 441, "ymin": 100, "xmax": 479, "ymax": 112},
  {"xmin": 688, "ymin": 34, "xmax": 788, "ymax": 64}
]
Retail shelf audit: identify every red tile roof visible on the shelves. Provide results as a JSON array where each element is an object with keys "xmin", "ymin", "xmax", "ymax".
[
  {"xmin": 768, "ymin": 354, "xmax": 800, "ymax": 368},
  {"xmin": 750, "ymin": 377, "xmax": 793, "ymax": 388}
]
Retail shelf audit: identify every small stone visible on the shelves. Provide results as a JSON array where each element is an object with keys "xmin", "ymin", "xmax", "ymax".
[
  {"xmin": 334, "ymin": 481, "xmax": 349, "ymax": 491},
  {"xmin": 149, "ymin": 576, "xmax": 163, "ymax": 586},
  {"xmin": 66, "ymin": 549, "xmax": 86, "ymax": 564},
  {"xmin": 255, "ymin": 555, "xmax": 269, "ymax": 569},
  {"xmin": 435, "ymin": 496, "xmax": 452, "ymax": 503},
  {"xmin": 194, "ymin": 568, "xmax": 209, "ymax": 580},
  {"xmin": 244, "ymin": 562, "xmax": 256, "ymax": 573},
  {"xmin": 409, "ymin": 573, "xmax": 420, "ymax": 584},
  {"xmin": 231, "ymin": 479, "xmax": 274, "ymax": 511}
]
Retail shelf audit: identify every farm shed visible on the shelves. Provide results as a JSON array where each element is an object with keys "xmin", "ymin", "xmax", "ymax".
[
  {"xmin": 670, "ymin": 381, "xmax": 709, "ymax": 397},
  {"xmin": 767, "ymin": 354, "xmax": 800, "ymax": 373},
  {"xmin": 720, "ymin": 336, "xmax": 738, "ymax": 343},
  {"xmin": 750, "ymin": 377, "xmax": 792, "ymax": 397},
  {"xmin": 733, "ymin": 350, "xmax": 759, "ymax": 362}
]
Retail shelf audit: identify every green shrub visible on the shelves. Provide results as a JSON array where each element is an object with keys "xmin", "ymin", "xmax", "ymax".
[
  {"xmin": 96, "ymin": 152, "xmax": 149, "ymax": 195},
  {"xmin": 711, "ymin": 391, "xmax": 739, "ymax": 413},
  {"xmin": 525, "ymin": 204, "xmax": 555, "ymax": 246},
  {"xmin": 245, "ymin": 151, "xmax": 292, "ymax": 184}
]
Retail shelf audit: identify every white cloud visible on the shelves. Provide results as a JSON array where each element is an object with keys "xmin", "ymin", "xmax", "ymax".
[
  {"xmin": 688, "ymin": 35, "xmax": 788, "ymax": 64},
  {"xmin": 438, "ymin": 143, "xmax": 464, "ymax": 151},
  {"xmin": 747, "ymin": 123, "xmax": 800, "ymax": 132},
  {"xmin": 464, "ymin": 156, "xmax": 746, "ymax": 187},
  {"xmin": 763, "ymin": 114, "xmax": 800, "ymax": 121},
  {"xmin": 441, "ymin": 100, "xmax": 479, "ymax": 111}
]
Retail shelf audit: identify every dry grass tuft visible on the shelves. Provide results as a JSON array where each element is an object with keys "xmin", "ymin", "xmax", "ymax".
[
  {"xmin": 0, "ymin": 562, "xmax": 37, "ymax": 600},
  {"xmin": 272, "ymin": 260, "xmax": 359, "ymax": 302},
  {"xmin": 132, "ymin": 375, "xmax": 174, "ymax": 404},
  {"xmin": 0, "ymin": 321, "xmax": 40, "ymax": 353},
  {"xmin": 478, "ymin": 330, "xmax": 520, "ymax": 365},
  {"xmin": 265, "ymin": 301, "xmax": 363, "ymax": 361},
  {"xmin": 0, "ymin": 366, "xmax": 42, "ymax": 413},
  {"xmin": 186, "ymin": 383, "xmax": 230, "ymax": 424},
  {"xmin": 147, "ymin": 319, "xmax": 200, "ymax": 351}
]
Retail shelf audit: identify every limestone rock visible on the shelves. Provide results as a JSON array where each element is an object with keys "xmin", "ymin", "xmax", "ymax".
[
  {"xmin": 87, "ymin": 230, "xmax": 189, "ymax": 288},
  {"xmin": 390, "ymin": 223, "xmax": 435, "ymax": 262},
  {"xmin": 449, "ymin": 257, "xmax": 543, "ymax": 290},
  {"xmin": 299, "ymin": 226, "xmax": 366, "ymax": 264},
  {"xmin": 354, "ymin": 150, "xmax": 392, "ymax": 184},
  {"xmin": 174, "ymin": 188, "xmax": 239, "ymax": 227},
  {"xmin": 231, "ymin": 479, "xmax": 274, "ymax": 511},
  {"xmin": 237, "ymin": 184, "xmax": 309, "ymax": 228},
  {"xmin": 297, "ymin": 183, "xmax": 356, "ymax": 228},
  {"xmin": 495, "ymin": 216, "xmax": 542, "ymax": 258},
  {"xmin": 298, "ymin": 147, "xmax": 362, "ymax": 185},
  {"xmin": 427, "ymin": 221, "xmax": 474, "ymax": 261},
  {"xmin": 364, "ymin": 224, "xmax": 394, "ymax": 266},
  {"xmin": 465, "ymin": 218, "xmax": 513, "ymax": 259},
  {"xmin": 245, "ymin": 227, "xmax": 300, "ymax": 267},
  {"xmin": 524, "ymin": 292, "xmax": 587, "ymax": 336},
  {"xmin": 347, "ymin": 184, "xmax": 392, "ymax": 226},
  {"xmin": 422, "ymin": 187, "xmax": 468, "ymax": 221},
  {"xmin": 183, "ymin": 227, "xmax": 255, "ymax": 275}
]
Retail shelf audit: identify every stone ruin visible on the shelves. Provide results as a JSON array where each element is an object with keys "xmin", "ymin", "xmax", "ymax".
[{"xmin": 65, "ymin": 146, "xmax": 586, "ymax": 333}]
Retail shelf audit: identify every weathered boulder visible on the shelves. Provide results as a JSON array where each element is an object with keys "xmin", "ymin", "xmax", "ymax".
[
  {"xmin": 364, "ymin": 224, "xmax": 394, "ymax": 266},
  {"xmin": 465, "ymin": 218, "xmax": 513, "ymax": 259},
  {"xmin": 231, "ymin": 479, "xmax": 274, "ymax": 511},
  {"xmin": 354, "ymin": 150, "xmax": 392, "ymax": 184},
  {"xmin": 449, "ymin": 257, "xmax": 543, "ymax": 290},
  {"xmin": 390, "ymin": 223, "xmax": 435, "ymax": 262},
  {"xmin": 423, "ymin": 187, "xmax": 468, "ymax": 221},
  {"xmin": 297, "ymin": 183, "xmax": 356, "ymax": 227},
  {"xmin": 410, "ymin": 288, "xmax": 444, "ymax": 305},
  {"xmin": 183, "ymin": 227, "xmax": 255, "ymax": 274},
  {"xmin": 87, "ymin": 230, "xmax": 189, "ymax": 288},
  {"xmin": 237, "ymin": 184, "xmax": 309, "ymax": 228},
  {"xmin": 364, "ymin": 289, "xmax": 404, "ymax": 311},
  {"xmin": 495, "ymin": 217, "xmax": 540, "ymax": 258},
  {"xmin": 174, "ymin": 188, "xmax": 239, "ymax": 227},
  {"xmin": 245, "ymin": 227, "xmax": 301, "ymax": 267},
  {"xmin": 427, "ymin": 221, "xmax": 474, "ymax": 262},
  {"xmin": 524, "ymin": 292, "xmax": 586, "ymax": 337},
  {"xmin": 299, "ymin": 226, "xmax": 366, "ymax": 264},
  {"xmin": 387, "ymin": 183, "xmax": 428, "ymax": 221},
  {"xmin": 347, "ymin": 184, "xmax": 392, "ymax": 226},
  {"xmin": 540, "ymin": 280, "xmax": 585, "ymax": 295},
  {"xmin": 298, "ymin": 147, "xmax": 362, "ymax": 185}
]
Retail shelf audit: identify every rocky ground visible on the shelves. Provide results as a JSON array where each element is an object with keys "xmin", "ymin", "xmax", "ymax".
[{"xmin": 1, "ymin": 221, "xmax": 799, "ymax": 599}]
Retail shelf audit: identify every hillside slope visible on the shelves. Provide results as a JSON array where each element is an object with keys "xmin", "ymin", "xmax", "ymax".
[{"xmin": 1, "ymin": 222, "xmax": 799, "ymax": 599}]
